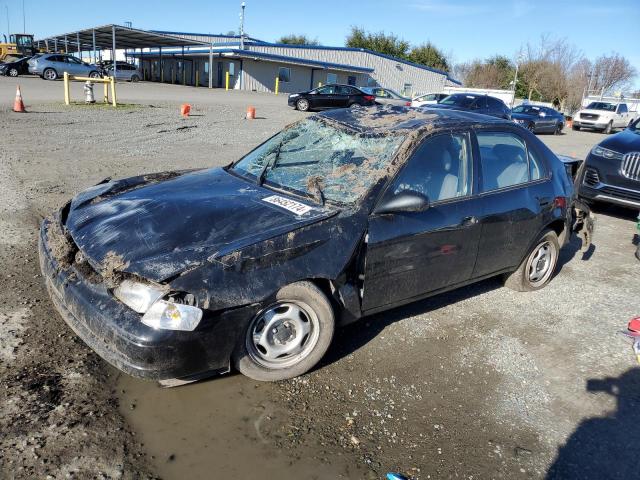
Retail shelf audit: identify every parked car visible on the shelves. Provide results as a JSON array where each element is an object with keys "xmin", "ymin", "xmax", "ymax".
[
  {"xmin": 424, "ymin": 93, "xmax": 512, "ymax": 119},
  {"xmin": 39, "ymin": 106, "xmax": 592, "ymax": 384},
  {"xmin": 511, "ymin": 105, "xmax": 565, "ymax": 134},
  {"xmin": 577, "ymin": 117, "xmax": 640, "ymax": 209},
  {"xmin": 360, "ymin": 87, "xmax": 411, "ymax": 106},
  {"xmin": 104, "ymin": 63, "xmax": 142, "ymax": 82},
  {"xmin": 288, "ymin": 84, "xmax": 376, "ymax": 111},
  {"xmin": 573, "ymin": 101, "xmax": 637, "ymax": 134},
  {"xmin": 28, "ymin": 53, "xmax": 101, "ymax": 80},
  {"xmin": 411, "ymin": 92, "xmax": 448, "ymax": 107},
  {"xmin": 0, "ymin": 56, "xmax": 32, "ymax": 77}
]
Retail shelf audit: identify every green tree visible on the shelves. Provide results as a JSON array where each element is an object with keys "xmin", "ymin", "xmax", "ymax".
[
  {"xmin": 277, "ymin": 34, "xmax": 319, "ymax": 46},
  {"xmin": 346, "ymin": 27, "xmax": 409, "ymax": 59},
  {"xmin": 408, "ymin": 42, "xmax": 450, "ymax": 72}
]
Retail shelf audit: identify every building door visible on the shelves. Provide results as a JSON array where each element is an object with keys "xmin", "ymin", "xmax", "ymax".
[{"xmin": 217, "ymin": 62, "xmax": 223, "ymax": 87}]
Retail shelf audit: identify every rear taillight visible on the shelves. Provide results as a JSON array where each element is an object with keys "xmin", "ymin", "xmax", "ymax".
[
  {"xmin": 554, "ymin": 196, "xmax": 567, "ymax": 209},
  {"xmin": 405, "ymin": 101, "xmax": 411, "ymax": 106},
  {"xmin": 364, "ymin": 95, "xmax": 375, "ymax": 102}
]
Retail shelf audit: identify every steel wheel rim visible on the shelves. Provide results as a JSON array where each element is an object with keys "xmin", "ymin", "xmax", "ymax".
[
  {"xmin": 526, "ymin": 240, "xmax": 557, "ymax": 287},
  {"xmin": 297, "ymin": 99, "xmax": 308, "ymax": 110},
  {"xmin": 246, "ymin": 300, "xmax": 320, "ymax": 369}
]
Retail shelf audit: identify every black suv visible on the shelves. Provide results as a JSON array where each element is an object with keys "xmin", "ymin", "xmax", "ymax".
[
  {"xmin": 578, "ymin": 118, "xmax": 640, "ymax": 209},
  {"xmin": 288, "ymin": 84, "xmax": 376, "ymax": 111},
  {"xmin": 425, "ymin": 93, "xmax": 512, "ymax": 120}
]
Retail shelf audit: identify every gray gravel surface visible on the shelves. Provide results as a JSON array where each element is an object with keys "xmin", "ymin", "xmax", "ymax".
[{"xmin": 1, "ymin": 76, "xmax": 639, "ymax": 480}]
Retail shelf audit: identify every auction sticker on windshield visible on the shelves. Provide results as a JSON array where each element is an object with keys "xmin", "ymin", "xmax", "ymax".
[{"xmin": 262, "ymin": 195, "xmax": 313, "ymax": 215}]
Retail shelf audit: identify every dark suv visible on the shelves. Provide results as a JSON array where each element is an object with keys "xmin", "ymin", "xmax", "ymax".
[
  {"xmin": 425, "ymin": 93, "xmax": 512, "ymax": 120},
  {"xmin": 578, "ymin": 118, "xmax": 640, "ymax": 209},
  {"xmin": 288, "ymin": 84, "xmax": 376, "ymax": 111}
]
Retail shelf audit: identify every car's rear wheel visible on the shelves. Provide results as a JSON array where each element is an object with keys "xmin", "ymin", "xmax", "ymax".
[
  {"xmin": 554, "ymin": 122, "xmax": 563, "ymax": 135},
  {"xmin": 603, "ymin": 121, "xmax": 613, "ymax": 134},
  {"xmin": 504, "ymin": 230, "xmax": 560, "ymax": 292},
  {"xmin": 8, "ymin": 68, "xmax": 19, "ymax": 77},
  {"xmin": 130, "ymin": 74, "xmax": 140, "ymax": 82},
  {"xmin": 349, "ymin": 102, "xmax": 360, "ymax": 109},
  {"xmin": 527, "ymin": 122, "xmax": 536, "ymax": 132},
  {"xmin": 43, "ymin": 68, "xmax": 58, "ymax": 81},
  {"xmin": 233, "ymin": 281, "xmax": 334, "ymax": 381},
  {"xmin": 89, "ymin": 71, "xmax": 101, "ymax": 79},
  {"xmin": 296, "ymin": 98, "xmax": 310, "ymax": 111}
]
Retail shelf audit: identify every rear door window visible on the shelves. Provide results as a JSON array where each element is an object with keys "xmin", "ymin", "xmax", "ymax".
[{"xmin": 477, "ymin": 132, "xmax": 531, "ymax": 191}]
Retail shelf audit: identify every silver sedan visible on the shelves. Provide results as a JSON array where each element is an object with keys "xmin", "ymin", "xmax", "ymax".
[{"xmin": 360, "ymin": 87, "xmax": 411, "ymax": 107}]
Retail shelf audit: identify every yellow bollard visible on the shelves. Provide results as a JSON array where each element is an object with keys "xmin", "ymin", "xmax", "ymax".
[
  {"xmin": 63, "ymin": 72, "xmax": 70, "ymax": 105},
  {"xmin": 110, "ymin": 77, "xmax": 117, "ymax": 107},
  {"xmin": 103, "ymin": 82, "xmax": 108, "ymax": 103},
  {"xmin": 225, "ymin": 71, "xmax": 230, "ymax": 91},
  {"xmin": 275, "ymin": 77, "xmax": 279, "ymax": 95}
]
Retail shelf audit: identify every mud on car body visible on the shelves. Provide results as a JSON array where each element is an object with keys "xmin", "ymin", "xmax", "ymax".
[{"xmin": 39, "ymin": 106, "xmax": 593, "ymax": 383}]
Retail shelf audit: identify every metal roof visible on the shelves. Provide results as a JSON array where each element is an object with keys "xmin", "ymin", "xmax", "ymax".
[
  {"xmin": 131, "ymin": 48, "xmax": 374, "ymax": 74},
  {"xmin": 36, "ymin": 24, "xmax": 207, "ymax": 51}
]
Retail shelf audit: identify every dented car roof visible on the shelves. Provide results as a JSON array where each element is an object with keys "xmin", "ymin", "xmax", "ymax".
[{"xmin": 316, "ymin": 104, "xmax": 509, "ymax": 134}]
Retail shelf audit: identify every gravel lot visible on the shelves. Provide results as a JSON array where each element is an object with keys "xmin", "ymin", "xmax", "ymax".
[{"xmin": 1, "ymin": 76, "xmax": 638, "ymax": 480}]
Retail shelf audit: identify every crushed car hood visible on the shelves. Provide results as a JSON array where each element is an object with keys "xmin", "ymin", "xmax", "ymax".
[{"xmin": 64, "ymin": 168, "xmax": 335, "ymax": 282}]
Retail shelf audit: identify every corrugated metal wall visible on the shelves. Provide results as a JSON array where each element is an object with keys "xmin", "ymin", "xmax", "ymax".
[{"xmin": 246, "ymin": 45, "xmax": 447, "ymax": 96}]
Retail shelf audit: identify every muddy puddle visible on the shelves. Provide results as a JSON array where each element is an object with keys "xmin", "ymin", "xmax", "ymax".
[{"xmin": 117, "ymin": 371, "xmax": 366, "ymax": 479}]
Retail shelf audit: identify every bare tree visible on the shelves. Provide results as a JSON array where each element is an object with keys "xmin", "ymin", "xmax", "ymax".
[{"xmin": 590, "ymin": 53, "xmax": 637, "ymax": 95}]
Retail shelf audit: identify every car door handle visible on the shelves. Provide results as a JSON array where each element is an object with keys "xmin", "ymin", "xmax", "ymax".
[
  {"xmin": 461, "ymin": 216, "xmax": 478, "ymax": 227},
  {"xmin": 537, "ymin": 196, "xmax": 552, "ymax": 207}
]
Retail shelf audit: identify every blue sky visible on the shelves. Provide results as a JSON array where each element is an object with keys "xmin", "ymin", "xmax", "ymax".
[{"xmin": 5, "ymin": 0, "xmax": 640, "ymax": 72}]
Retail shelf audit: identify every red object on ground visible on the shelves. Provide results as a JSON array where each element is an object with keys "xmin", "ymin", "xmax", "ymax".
[
  {"xmin": 180, "ymin": 104, "xmax": 191, "ymax": 117},
  {"xmin": 13, "ymin": 85, "xmax": 26, "ymax": 113},
  {"xmin": 628, "ymin": 317, "xmax": 640, "ymax": 335},
  {"xmin": 246, "ymin": 106, "xmax": 256, "ymax": 119}
]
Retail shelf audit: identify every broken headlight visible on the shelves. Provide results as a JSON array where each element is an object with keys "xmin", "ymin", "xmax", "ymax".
[
  {"xmin": 141, "ymin": 300, "xmax": 202, "ymax": 331},
  {"xmin": 113, "ymin": 279, "xmax": 166, "ymax": 314}
]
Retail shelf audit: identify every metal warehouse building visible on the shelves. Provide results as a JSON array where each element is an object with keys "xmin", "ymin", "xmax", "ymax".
[{"xmin": 37, "ymin": 24, "xmax": 460, "ymax": 97}]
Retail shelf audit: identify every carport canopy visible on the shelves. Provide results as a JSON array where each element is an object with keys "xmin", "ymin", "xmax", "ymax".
[{"xmin": 36, "ymin": 24, "xmax": 210, "ymax": 76}]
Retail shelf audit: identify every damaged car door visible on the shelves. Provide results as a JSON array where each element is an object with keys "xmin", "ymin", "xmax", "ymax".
[{"xmin": 362, "ymin": 131, "xmax": 483, "ymax": 311}]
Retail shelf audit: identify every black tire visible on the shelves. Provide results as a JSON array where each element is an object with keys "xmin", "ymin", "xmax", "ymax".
[
  {"xmin": 503, "ymin": 230, "xmax": 560, "ymax": 292},
  {"xmin": 88, "ymin": 71, "xmax": 101, "ymax": 79},
  {"xmin": 8, "ymin": 68, "xmax": 19, "ymax": 77},
  {"xmin": 130, "ymin": 74, "xmax": 140, "ymax": 83},
  {"xmin": 43, "ymin": 68, "xmax": 58, "ymax": 81},
  {"xmin": 527, "ymin": 122, "xmax": 536, "ymax": 132},
  {"xmin": 603, "ymin": 121, "xmax": 613, "ymax": 134},
  {"xmin": 233, "ymin": 281, "xmax": 335, "ymax": 381},
  {"xmin": 349, "ymin": 102, "xmax": 361, "ymax": 109},
  {"xmin": 296, "ymin": 98, "xmax": 310, "ymax": 112},
  {"xmin": 572, "ymin": 124, "xmax": 580, "ymax": 131},
  {"xmin": 554, "ymin": 122, "xmax": 563, "ymax": 135}
]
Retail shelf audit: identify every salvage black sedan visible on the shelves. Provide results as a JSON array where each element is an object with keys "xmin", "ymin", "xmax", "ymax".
[
  {"xmin": 511, "ymin": 105, "xmax": 565, "ymax": 134},
  {"xmin": 0, "ymin": 56, "xmax": 31, "ymax": 77},
  {"xmin": 39, "ymin": 106, "xmax": 592, "ymax": 384},
  {"xmin": 288, "ymin": 84, "xmax": 376, "ymax": 111}
]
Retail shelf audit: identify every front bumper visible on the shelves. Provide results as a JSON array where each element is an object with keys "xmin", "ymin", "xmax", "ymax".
[
  {"xmin": 577, "ymin": 153, "xmax": 640, "ymax": 208},
  {"xmin": 39, "ymin": 217, "xmax": 257, "ymax": 381},
  {"xmin": 573, "ymin": 119, "xmax": 609, "ymax": 130}
]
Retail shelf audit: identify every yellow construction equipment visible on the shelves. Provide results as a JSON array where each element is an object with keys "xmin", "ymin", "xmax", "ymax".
[{"xmin": 0, "ymin": 34, "xmax": 38, "ymax": 62}]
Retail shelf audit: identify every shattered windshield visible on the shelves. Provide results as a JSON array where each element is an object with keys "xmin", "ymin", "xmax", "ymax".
[{"xmin": 231, "ymin": 118, "xmax": 406, "ymax": 204}]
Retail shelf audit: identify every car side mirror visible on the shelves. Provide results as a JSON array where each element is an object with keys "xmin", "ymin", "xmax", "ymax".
[{"xmin": 374, "ymin": 190, "xmax": 430, "ymax": 215}]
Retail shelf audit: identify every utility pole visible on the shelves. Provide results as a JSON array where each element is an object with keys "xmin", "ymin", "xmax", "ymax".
[
  {"xmin": 510, "ymin": 53, "xmax": 523, "ymax": 108},
  {"xmin": 6, "ymin": 5, "xmax": 10, "ymax": 37},
  {"xmin": 239, "ymin": 2, "xmax": 246, "ymax": 50},
  {"xmin": 22, "ymin": 0, "xmax": 25, "ymax": 33}
]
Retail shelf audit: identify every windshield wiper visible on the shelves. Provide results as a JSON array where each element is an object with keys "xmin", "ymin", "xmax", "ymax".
[
  {"xmin": 256, "ymin": 140, "xmax": 283, "ymax": 186},
  {"xmin": 306, "ymin": 175, "xmax": 326, "ymax": 206}
]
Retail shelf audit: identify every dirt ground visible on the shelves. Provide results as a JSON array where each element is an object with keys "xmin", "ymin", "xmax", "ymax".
[{"xmin": 1, "ymin": 76, "xmax": 639, "ymax": 480}]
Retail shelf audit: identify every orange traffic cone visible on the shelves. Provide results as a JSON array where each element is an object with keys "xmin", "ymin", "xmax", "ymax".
[
  {"xmin": 13, "ymin": 85, "xmax": 26, "ymax": 113},
  {"xmin": 180, "ymin": 103, "xmax": 191, "ymax": 117}
]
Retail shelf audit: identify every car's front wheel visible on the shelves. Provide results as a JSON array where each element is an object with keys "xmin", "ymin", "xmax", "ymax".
[
  {"xmin": 8, "ymin": 67, "xmax": 19, "ymax": 77},
  {"xmin": 130, "ymin": 74, "xmax": 140, "ymax": 82},
  {"xmin": 504, "ymin": 230, "xmax": 560, "ymax": 292},
  {"xmin": 88, "ymin": 71, "xmax": 101, "ymax": 79},
  {"xmin": 233, "ymin": 281, "xmax": 335, "ymax": 381},
  {"xmin": 296, "ymin": 98, "xmax": 310, "ymax": 111},
  {"xmin": 603, "ymin": 121, "xmax": 613, "ymax": 134}
]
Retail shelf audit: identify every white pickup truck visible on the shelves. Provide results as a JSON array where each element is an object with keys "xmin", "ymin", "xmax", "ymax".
[{"xmin": 573, "ymin": 101, "xmax": 637, "ymax": 134}]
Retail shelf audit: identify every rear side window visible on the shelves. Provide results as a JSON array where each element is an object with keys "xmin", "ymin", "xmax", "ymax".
[
  {"xmin": 618, "ymin": 104, "xmax": 628, "ymax": 114},
  {"xmin": 477, "ymin": 132, "xmax": 531, "ymax": 191},
  {"xmin": 391, "ymin": 133, "xmax": 472, "ymax": 203}
]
